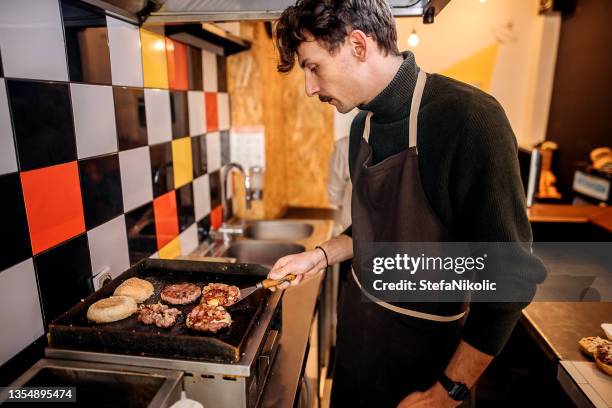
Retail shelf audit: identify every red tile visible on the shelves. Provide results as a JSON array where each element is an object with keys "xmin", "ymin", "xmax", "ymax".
[
  {"xmin": 210, "ymin": 205, "xmax": 222, "ymax": 229},
  {"xmin": 205, "ymin": 92, "xmax": 218, "ymax": 132},
  {"xmin": 153, "ymin": 190, "xmax": 179, "ymax": 249},
  {"xmin": 20, "ymin": 162, "xmax": 86, "ymax": 255},
  {"xmin": 166, "ymin": 39, "xmax": 188, "ymax": 91}
]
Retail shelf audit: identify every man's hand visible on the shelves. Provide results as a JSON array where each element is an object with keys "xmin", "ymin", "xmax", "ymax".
[
  {"xmin": 396, "ymin": 382, "xmax": 458, "ymax": 408},
  {"xmin": 266, "ymin": 234, "xmax": 354, "ymax": 291},
  {"xmin": 267, "ymin": 249, "xmax": 326, "ymax": 291}
]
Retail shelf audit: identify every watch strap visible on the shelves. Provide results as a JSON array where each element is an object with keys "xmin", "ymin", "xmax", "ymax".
[{"xmin": 438, "ymin": 372, "xmax": 470, "ymax": 401}]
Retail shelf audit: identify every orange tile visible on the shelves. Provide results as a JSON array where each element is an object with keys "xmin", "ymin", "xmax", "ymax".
[
  {"xmin": 166, "ymin": 38, "xmax": 188, "ymax": 91},
  {"xmin": 210, "ymin": 205, "xmax": 223, "ymax": 229},
  {"xmin": 20, "ymin": 162, "xmax": 85, "ymax": 255},
  {"xmin": 153, "ymin": 190, "xmax": 179, "ymax": 250},
  {"xmin": 205, "ymin": 92, "xmax": 218, "ymax": 132}
]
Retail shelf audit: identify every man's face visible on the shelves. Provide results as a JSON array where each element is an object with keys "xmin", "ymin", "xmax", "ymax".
[{"xmin": 297, "ymin": 36, "xmax": 361, "ymax": 113}]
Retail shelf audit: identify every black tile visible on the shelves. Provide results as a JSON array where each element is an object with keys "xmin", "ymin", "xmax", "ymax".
[
  {"xmin": 188, "ymin": 45, "xmax": 203, "ymax": 90},
  {"xmin": 220, "ymin": 130, "xmax": 230, "ymax": 166},
  {"xmin": 175, "ymin": 183, "xmax": 195, "ymax": 232},
  {"xmin": 7, "ymin": 80, "xmax": 76, "ymax": 171},
  {"xmin": 149, "ymin": 142, "xmax": 174, "ymax": 198},
  {"xmin": 217, "ymin": 55, "xmax": 228, "ymax": 92},
  {"xmin": 197, "ymin": 215, "xmax": 211, "ymax": 242},
  {"xmin": 34, "ymin": 234, "xmax": 93, "ymax": 325},
  {"xmin": 191, "ymin": 134, "xmax": 207, "ymax": 178},
  {"xmin": 125, "ymin": 202, "xmax": 157, "ymax": 264},
  {"xmin": 170, "ymin": 91, "xmax": 189, "ymax": 139},
  {"xmin": 79, "ymin": 154, "xmax": 123, "ymax": 229},
  {"xmin": 114, "ymin": 87, "xmax": 148, "ymax": 150},
  {"xmin": 0, "ymin": 173, "xmax": 32, "ymax": 271},
  {"xmin": 61, "ymin": 0, "xmax": 111, "ymax": 85},
  {"xmin": 209, "ymin": 170, "xmax": 222, "ymax": 209}
]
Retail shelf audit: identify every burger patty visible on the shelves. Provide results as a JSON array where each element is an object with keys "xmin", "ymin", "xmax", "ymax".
[
  {"xmin": 138, "ymin": 302, "xmax": 181, "ymax": 328},
  {"xmin": 186, "ymin": 304, "xmax": 232, "ymax": 333},
  {"xmin": 160, "ymin": 283, "xmax": 202, "ymax": 305},
  {"xmin": 201, "ymin": 283, "xmax": 240, "ymax": 307}
]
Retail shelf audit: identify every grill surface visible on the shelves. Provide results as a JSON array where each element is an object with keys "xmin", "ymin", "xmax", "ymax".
[{"xmin": 49, "ymin": 259, "xmax": 271, "ymax": 363}]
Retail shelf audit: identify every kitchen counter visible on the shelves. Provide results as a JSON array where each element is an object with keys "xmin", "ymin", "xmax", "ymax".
[
  {"xmin": 522, "ymin": 302, "xmax": 612, "ymax": 362},
  {"xmin": 261, "ymin": 218, "xmax": 334, "ymax": 408},
  {"xmin": 527, "ymin": 204, "xmax": 612, "ymax": 233},
  {"xmin": 521, "ymin": 239, "xmax": 612, "ymax": 408},
  {"xmin": 522, "ymin": 302, "xmax": 612, "ymax": 407}
]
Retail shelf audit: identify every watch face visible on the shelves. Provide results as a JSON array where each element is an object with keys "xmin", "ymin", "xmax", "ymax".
[{"xmin": 450, "ymin": 383, "xmax": 470, "ymax": 401}]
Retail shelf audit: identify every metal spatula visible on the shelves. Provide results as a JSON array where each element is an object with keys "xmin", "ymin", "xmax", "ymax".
[{"xmin": 237, "ymin": 274, "xmax": 297, "ymax": 303}]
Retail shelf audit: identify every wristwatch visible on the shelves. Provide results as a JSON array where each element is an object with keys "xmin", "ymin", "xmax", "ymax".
[{"xmin": 438, "ymin": 372, "xmax": 470, "ymax": 401}]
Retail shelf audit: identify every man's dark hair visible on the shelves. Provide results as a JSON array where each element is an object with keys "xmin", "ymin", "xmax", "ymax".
[{"xmin": 275, "ymin": 0, "xmax": 401, "ymax": 72}]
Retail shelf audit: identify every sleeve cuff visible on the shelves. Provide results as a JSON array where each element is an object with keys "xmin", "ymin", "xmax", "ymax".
[{"xmin": 461, "ymin": 304, "xmax": 527, "ymax": 356}]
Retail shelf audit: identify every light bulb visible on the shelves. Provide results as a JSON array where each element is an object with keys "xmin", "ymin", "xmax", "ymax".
[
  {"xmin": 154, "ymin": 39, "xmax": 165, "ymax": 51},
  {"xmin": 408, "ymin": 30, "xmax": 420, "ymax": 48}
]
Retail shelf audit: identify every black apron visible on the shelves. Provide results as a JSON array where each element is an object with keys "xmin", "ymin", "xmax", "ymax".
[{"xmin": 331, "ymin": 71, "xmax": 468, "ymax": 407}]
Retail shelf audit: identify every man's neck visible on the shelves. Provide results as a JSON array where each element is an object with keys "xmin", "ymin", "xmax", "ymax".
[{"xmin": 361, "ymin": 54, "xmax": 404, "ymax": 106}]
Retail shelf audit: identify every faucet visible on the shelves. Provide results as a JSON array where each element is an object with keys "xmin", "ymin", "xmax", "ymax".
[
  {"xmin": 222, "ymin": 162, "xmax": 251, "ymax": 221},
  {"xmin": 218, "ymin": 163, "xmax": 248, "ymax": 244},
  {"xmin": 217, "ymin": 163, "xmax": 264, "ymax": 244}
]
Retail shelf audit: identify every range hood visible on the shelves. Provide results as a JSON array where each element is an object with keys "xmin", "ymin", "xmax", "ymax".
[
  {"xmin": 84, "ymin": 0, "xmax": 450, "ymax": 55},
  {"xmin": 146, "ymin": 0, "xmax": 451, "ymax": 24}
]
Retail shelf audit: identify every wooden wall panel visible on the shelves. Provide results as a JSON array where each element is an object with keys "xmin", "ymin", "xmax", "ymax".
[{"xmin": 227, "ymin": 22, "xmax": 334, "ymax": 219}]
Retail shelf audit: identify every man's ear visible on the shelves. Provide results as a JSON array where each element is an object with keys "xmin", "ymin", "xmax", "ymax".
[{"xmin": 348, "ymin": 29, "xmax": 368, "ymax": 61}]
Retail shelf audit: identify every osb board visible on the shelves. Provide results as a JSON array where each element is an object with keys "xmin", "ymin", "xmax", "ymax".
[
  {"xmin": 281, "ymin": 66, "xmax": 334, "ymax": 208},
  {"xmin": 227, "ymin": 22, "xmax": 334, "ymax": 219}
]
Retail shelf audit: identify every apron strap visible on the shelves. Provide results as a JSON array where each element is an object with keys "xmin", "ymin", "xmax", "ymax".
[
  {"xmin": 363, "ymin": 111, "xmax": 373, "ymax": 143},
  {"xmin": 351, "ymin": 268, "xmax": 467, "ymax": 322},
  {"xmin": 409, "ymin": 69, "xmax": 427, "ymax": 149},
  {"xmin": 361, "ymin": 69, "xmax": 428, "ymax": 150}
]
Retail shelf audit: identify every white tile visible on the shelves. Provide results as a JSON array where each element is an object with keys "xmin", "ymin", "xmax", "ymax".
[
  {"xmin": 206, "ymin": 132, "xmax": 221, "ymax": 172},
  {"xmin": 71, "ymin": 84, "xmax": 118, "ymax": 159},
  {"xmin": 0, "ymin": 0, "xmax": 68, "ymax": 81},
  {"xmin": 107, "ymin": 16, "xmax": 143, "ymax": 87},
  {"xmin": 202, "ymin": 50, "xmax": 218, "ymax": 92},
  {"xmin": 0, "ymin": 259, "xmax": 45, "ymax": 366},
  {"xmin": 179, "ymin": 224, "xmax": 198, "ymax": 256},
  {"xmin": 144, "ymin": 89, "xmax": 172, "ymax": 145},
  {"xmin": 188, "ymin": 91, "xmax": 206, "ymax": 136},
  {"xmin": 119, "ymin": 146, "xmax": 153, "ymax": 212},
  {"xmin": 0, "ymin": 80, "xmax": 17, "ymax": 175},
  {"xmin": 87, "ymin": 215, "xmax": 130, "ymax": 279},
  {"xmin": 193, "ymin": 174, "xmax": 211, "ymax": 221},
  {"xmin": 217, "ymin": 93, "xmax": 230, "ymax": 131}
]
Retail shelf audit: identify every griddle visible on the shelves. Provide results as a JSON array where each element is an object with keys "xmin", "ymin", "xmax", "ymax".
[{"xmin": 49, "ymin": 259, "xmax": 272, "ymax": 363}]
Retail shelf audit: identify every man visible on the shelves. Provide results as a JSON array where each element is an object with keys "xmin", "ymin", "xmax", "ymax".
[{"xmin": 268, "ymin": 1, "xmax": 547, "ymax": 407}]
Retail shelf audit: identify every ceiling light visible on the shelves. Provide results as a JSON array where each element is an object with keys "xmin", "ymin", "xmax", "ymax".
[{"xmin": 408, "ymin": 29, "xmax": 420, "ymax": 48}]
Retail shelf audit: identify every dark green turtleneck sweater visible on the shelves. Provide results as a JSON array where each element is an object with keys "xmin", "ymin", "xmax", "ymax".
[{"xmin": 344, "ymin": 51, "xmax": 547, "ymax": 356}]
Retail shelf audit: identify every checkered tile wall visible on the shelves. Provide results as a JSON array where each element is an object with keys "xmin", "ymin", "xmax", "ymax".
[{"xmin": 0, "ymin": 0, "xmax": 233, "ymax": 378}]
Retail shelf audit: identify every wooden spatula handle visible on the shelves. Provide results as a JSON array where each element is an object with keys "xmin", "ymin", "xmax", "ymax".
[{"xmin": 262, "ymin": 274, "xmax": 297, "ymax": 289}]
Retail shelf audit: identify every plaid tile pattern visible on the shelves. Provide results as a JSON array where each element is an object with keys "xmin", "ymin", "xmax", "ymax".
[{"xmin": 0, "ymin": 0, "xmax": 231, "ymax": 372}]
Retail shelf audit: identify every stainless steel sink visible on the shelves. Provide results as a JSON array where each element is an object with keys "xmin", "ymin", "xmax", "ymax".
[
  {"xmin": 243, "ymin": 221, "xmax": 314, "ymax": 241},
  {"xmin": 222, "ymin": 240, "xmax": 305, "ymax": 267}
]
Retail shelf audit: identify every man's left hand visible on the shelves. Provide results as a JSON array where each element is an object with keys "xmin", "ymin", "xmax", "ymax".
[{"xmin": 396, "ymin": 382, "xmax": 460, "ymax": 408}]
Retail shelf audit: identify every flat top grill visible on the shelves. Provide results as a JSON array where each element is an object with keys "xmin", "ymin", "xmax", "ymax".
[{"xmin": 49, "ymin": 259, "xmax": 272, "ymax": 364}]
